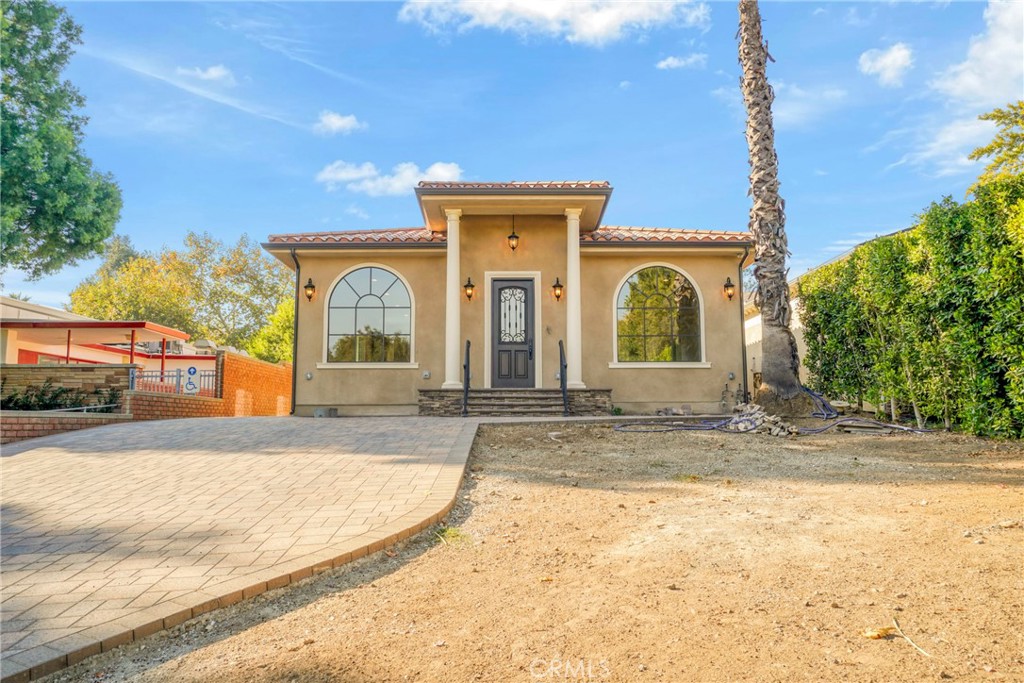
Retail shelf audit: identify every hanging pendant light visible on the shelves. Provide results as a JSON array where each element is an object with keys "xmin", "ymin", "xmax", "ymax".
[{"xmin": 507, "ymin": 216, "xmax": 519, "ymax": 251}]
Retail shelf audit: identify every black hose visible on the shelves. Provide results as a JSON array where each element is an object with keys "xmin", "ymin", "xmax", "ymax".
[{"xmin": 614, "ymin": 385, "xmax": 935, "ymax": 435}]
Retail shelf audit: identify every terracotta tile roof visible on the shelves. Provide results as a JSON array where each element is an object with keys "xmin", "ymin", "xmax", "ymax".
[
  {"xmin": 267, "ymin": 225, "xmax": 750, "ymax": 247},
  {"xmin": 266, "ymin": 228, "xmax": 445, "ymax": 245},
  {"xmin": 417, "ymin": 180, "xmax": 611, "ymax": 190},
  {"xmin": 584, "ymin": 226, "xmax": 752, "ymax": 244}
]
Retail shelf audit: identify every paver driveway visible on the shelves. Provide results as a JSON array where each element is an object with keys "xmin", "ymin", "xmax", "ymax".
[{"xmin": 0, "ymin": 417, "xmax": 476, "ymax": 682}]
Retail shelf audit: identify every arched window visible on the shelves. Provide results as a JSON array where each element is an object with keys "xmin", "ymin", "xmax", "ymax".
[
  {"xmin": 326, "ymin": 266, "xmax": 411, "ymax": 362},
  {"xmin": 616, "ymin": 266, "xmax": 701, "ymax": 362}
]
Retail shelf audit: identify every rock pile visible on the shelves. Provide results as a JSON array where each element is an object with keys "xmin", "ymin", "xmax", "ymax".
[{"xmin": 729, "ymin": 403, "xmax": 799, "ymax": 436}]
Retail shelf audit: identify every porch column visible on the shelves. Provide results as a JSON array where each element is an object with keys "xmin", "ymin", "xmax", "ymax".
[
  {"xmin": 565, "ymin": 208, "xmax": 586, "ymax": 389},
  {"xmin": 442, "ymin": 209, "xmax": 463, "ymax": 389}
]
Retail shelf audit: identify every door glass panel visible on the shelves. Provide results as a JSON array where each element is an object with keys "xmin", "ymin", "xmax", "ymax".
[{"xmin": 499, "ymin": 287, "xmax": 527, "ymax": 343}]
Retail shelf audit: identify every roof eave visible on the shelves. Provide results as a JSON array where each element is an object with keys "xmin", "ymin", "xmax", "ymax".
[{"xmin": 414, "ymin": 185, "xmax": 614, "ymax": 199}]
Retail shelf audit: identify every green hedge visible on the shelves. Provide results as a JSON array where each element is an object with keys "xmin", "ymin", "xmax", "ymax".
[{"xmin": 799, "ymin": 175, "xmax": 1024, "ymax": 437}]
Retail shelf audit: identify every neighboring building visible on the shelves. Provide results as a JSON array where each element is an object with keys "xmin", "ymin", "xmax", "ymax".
[
  {"xmin": 264, "ymin": 180, "xmax": 753, "ymax": 416},
  {"xmin": 743, "ymin": 289, "xmax": 809, "ymax": 394},
  {"xmin": 0, "ymin": 296, "xmax": 292, "ymax": 422},
  {"xmin": 0, "ymin": 295, "xmax": 217, "ymax": 385}
]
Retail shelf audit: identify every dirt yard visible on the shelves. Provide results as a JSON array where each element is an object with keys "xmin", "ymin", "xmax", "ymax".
[{"xmin": 46, "ymin": 423, "xmax": 1023, "ymax": 683}]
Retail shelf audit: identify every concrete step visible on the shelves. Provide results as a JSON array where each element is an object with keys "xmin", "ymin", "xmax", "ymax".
[
  {"xmin": 465, "ymin": 406, "xmax": 568, "ymax": 416},
  {"xmin": 466, "ymin": 398, "xmax": 565, "ymax": 406}
]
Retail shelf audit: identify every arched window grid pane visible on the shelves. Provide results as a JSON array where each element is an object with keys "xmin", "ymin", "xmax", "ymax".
[
  {"xmin": 327, "ymin": 267, "xmax": 412, "ymax": 363},
  {"xmin": 616, "ymin": 266, "xmax": 701, "ymax": 363}
]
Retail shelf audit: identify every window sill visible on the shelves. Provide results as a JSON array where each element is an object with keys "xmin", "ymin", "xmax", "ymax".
[
  {"xmin": 316, "ymin": 362, "xmax": 419, "ymax": 369},
  {"xmin": 607, "ymin": 362, "xmax": 712, "ymax": 369}
]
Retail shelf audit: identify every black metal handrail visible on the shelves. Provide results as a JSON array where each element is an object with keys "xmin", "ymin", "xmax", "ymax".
[
  {"xmin": 461, "ymin": 339, "xmax": 471, "ymax": 417},
  {"xmin": 558, "ymin": 340, "xmax": 569, "ymax": 416}
]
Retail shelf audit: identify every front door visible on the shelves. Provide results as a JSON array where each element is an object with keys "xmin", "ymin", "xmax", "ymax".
[{"xmin": 492, "ymin": 279, "xmax": 535, "ymax": 388}]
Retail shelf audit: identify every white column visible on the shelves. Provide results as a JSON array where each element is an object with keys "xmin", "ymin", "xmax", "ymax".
[
  {"xmin": 565, "ymin": 208, "xmax": 586, "ymax": 389},
  {"xmin": 442, "ymin": 209, "xmax": 463, "ymax": 389}
]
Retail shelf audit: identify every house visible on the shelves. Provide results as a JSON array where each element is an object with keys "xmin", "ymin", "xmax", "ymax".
[{"xmin": 263, "ymin": 181, "xmax": 753, "ymax": 416}]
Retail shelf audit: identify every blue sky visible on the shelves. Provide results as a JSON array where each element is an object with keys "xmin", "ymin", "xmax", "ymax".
[{"xmin": 4, "ymin": 0, "xmax": 1022, "ymax": 308}]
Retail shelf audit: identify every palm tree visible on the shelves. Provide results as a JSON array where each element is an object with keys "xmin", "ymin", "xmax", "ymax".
[{"xmin": 738, "ymin": 0, "xmax": 803, "ymax": 402}]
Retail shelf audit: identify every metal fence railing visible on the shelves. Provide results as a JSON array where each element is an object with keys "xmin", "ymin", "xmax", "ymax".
[{"xmin": 130, "ymin": 369, "xmax": 218, "ymax": 397}]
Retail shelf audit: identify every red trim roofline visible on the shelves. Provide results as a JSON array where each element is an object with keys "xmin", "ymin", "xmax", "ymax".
[{"xmin": 0, "ymin": 320, "xmax": 190, "ymax": 340}]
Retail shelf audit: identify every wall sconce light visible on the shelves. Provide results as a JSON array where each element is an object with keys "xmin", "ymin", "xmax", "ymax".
[
  {"xmin": 507, "ymin": 216, "xmax": 519, "ymax": 252},
  {"xmin": 463, "ymin": 277, "xmax": 475, "ymax": 301},
  {"xmin": 723, "ymin": 277, "xmax": 736, "ymax": 301},
  {"xmin": 552, "ymin": 277, "xmax": 564, "ymax": 302},
  {"xmin": 304, "ymin": 278, "xmax": 316, "ymax": 302}
]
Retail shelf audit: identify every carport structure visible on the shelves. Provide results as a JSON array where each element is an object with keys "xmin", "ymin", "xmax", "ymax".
[{"xmin": 0, "ymin": 320, "xmax": 190, "ymax": 375}]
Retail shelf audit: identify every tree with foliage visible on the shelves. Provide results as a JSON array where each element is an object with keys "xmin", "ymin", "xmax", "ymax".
[
  {"xmin": 968, "ymin": 101, "xmax": 1023, "ymax": 193},
  {"xmin": 737, "ymin": 0, "xmax": 803, "ymax": 404},
  {"xmin": 68, "ymin": 232, "xmax": 291, "ymax": 351},
  {"xmin": 247, "ymin": 299, "xmax": 294, "ymax": 364},
  {"xmin": 799, "ymin": 255, "xmax": 873, "ymax": 410},
  {"xmin": 68, "ymin": 244, "xmax": 196, "ymax": 333},
  {"xmin": 1, "ymin": 0, "xmax": 122, "ymax": 279},
  {"xmin": 176, "ymin": 232, "xmax": 291, "ymax": 349},
  {"xmin": 799, "ymin": 174, "xmax": 1024, "ymax": 437}
]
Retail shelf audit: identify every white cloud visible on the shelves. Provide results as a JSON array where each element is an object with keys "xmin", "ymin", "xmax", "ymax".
[
  {"xmin": 772, "ymin": 82, "xmax": 847, "ymax": 129},
  {"xmin": 843, "ymin": 7, "xmax": 874, "ymax": 27},
  {"xmin": 313, "ymin": 110, "xmax": 366, "ymax": 135},
  {"xmin": 619, "ymin": 80, "xmax": 632, "ymax": 90},
  {"xmin": 711, "ymin": 85, "xmax": 740, "ymax": 109},
  {"xmin": 656, "ymin": 53, "xmax": 707, "ymax": 70},
  {"xmin": 891, "ymin": 1, "xmax": 1021, "ymax": 177},
  {"xmin": 931, "ymin": 0, "xmax": 1023, "ymax": 110},
  {"xmin": 315, "ymin": 161, "xmax": 378, "ymax": 190},
  {"xmin": 316, "ymin": 161, "xmax": 463, "ymax": 196},
  {"xmin": 890, "ymin": 116, "xmax": 995, "ymax": 177},
  {"xmin": 398, "ymin": 0, "xmax": 710, "ymax": 46},
  {"xmin": 85, "ymin": 48, "xmax": 297, "ymax": 128},
  {"xmin": 345, "ymin": 205, "xmax": 370, "ymax": 220},
  {"xmin": 858, "ymin": 43, "xmax": 913, "ymax": 87},
  {"xmin": 712, "ymin": 80, "xmax": 845, "ymax": 129},
  {"xmin": 175, "ymin": 64, "xmax": 236, "ymax": 86}
]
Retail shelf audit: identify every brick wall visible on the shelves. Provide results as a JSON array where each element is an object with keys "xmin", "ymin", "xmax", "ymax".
[
  {"xmin": 1, "ymin": 411, "xmax": 132, "ymax": 444},
  {"xmin": 0, "ymin": 364, "xmax": 135, "ymax": 406},
  {"xmin": 218, "ymin": 352, "xmax": 291, "ymax": 417},
  {"xmin": 121, "ymin": 353, "xmax": 290, "ymax": 422},
  {"xmin": 1, "ymin": 354, "xmax": 290, "ymax": 442},
  {"xmin": 121, "ymin": 392, "xmax": 225, "ymax": 422}
]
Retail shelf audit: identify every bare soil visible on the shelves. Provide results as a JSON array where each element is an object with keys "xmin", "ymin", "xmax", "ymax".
[{"xmin": 46, "ymin": 424, "xmax": 1023, "ymax": 683}]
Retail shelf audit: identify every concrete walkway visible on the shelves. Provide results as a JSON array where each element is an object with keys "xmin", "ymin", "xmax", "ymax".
[{"xmin": 0, "ymin": 417, "xmax": 476, "ymax": 682}]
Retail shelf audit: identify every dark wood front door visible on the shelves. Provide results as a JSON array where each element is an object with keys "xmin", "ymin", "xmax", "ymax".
[{"xmin": 492, "ymin": 279, "xmax": 534, "ymax": 388}]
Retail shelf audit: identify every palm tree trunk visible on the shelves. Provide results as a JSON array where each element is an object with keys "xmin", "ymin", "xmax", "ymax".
[{"xmin": 738, "ymin": 0, "xmax": 803, "ymax": 401}]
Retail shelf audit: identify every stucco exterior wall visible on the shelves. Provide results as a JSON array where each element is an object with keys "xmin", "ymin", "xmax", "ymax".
[
  {"xmin": 581, "ymin": 250, "xmax": 747, "ymax": 414},
  {"xmin": 293, "ymin": 250, "xmax": 446, "ymax": 415},
  {"xmin": 289, "ymin": 218, "xmax": 748, "ymax": 415},
  {"xmin": 458, "ymin": 214, "xmax": 569, "ymax": 390}
]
